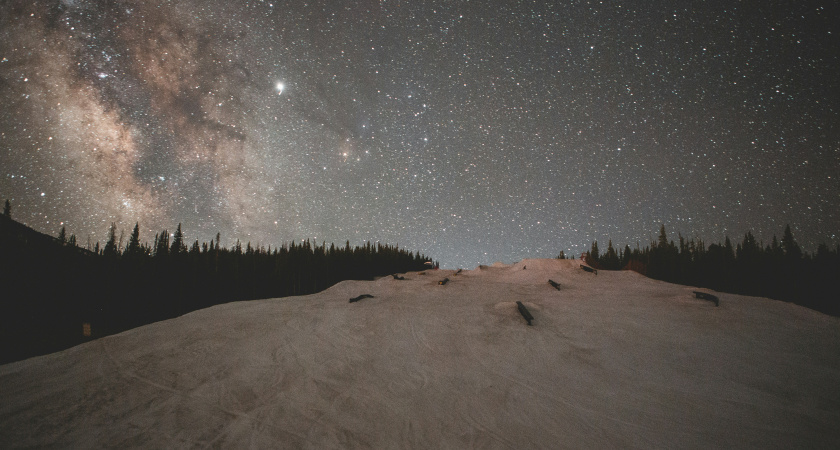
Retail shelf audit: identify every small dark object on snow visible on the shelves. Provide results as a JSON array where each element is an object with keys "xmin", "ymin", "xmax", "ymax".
[
  {"xmin": 454, "ymin": 269, "xmax": 463, "ymax": 275},
  {"xmin": 523, "ymin": 265, "xmax": 526, "ymax": 270},
  {"xmin": 439, "ymin": 277, "xmax": 450, "ymax": 285},
  {"xmin": 349, "ymin": 294, "xmax": 374, "ymax": 303},
  {"xmin": 692, "ymin": 291, "xmax": 719, "ymax": 306},
  {"xmin": 580, "ymin": 264, "xmax": 598, "ymax": 274},
  {"xmin": 516, "ymin": 301, "xmax": 534, "ymax": 325},
  {"xmin": 548, "ymin": 279, "xmax": 561, "ymax": 290},
  {"xmin": 392, "ymin": 274, "xmax": 405, "ymax": 280}
]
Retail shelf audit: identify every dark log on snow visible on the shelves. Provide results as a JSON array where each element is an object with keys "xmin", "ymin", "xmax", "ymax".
[
  {"xmin": 454, "ymin": 269, "xmax": 463, "ymax": 275},
  {"xmin": 580, "ymin": 264, "xmax": 598, "ymax": 274},
  {"xmin": 438, "ymin": 278, "xmax": 450, "ymax": 285},
  {"xmin": 392, "ymin": 274, "xmax": 405, "ymax": 280},
  {"xmin": 548, "ymin": 279, "xmax": 561, "ymax": 290},
  {"xmin": 516, "ymin": 301, "xmax": 534, "ymax": 325},
  {"xmin": 692, "ymin": 291, "xmax": 719, "ymax": 306},
  {"xmin": 349, "ymin": 294, "xmax": 374, "ymax": 303}
]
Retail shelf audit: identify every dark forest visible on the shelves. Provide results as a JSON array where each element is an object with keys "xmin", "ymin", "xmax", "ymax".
[
  {"xmin": 2, "ymin": 198, "xmax": 838, "ymax": 364},
  {"xmin": 578, "ymin": 224, "xmax": 839, "ymax": 317},
  {"xmin": 0, "ymin": 205, "xmax": 432, "ymax": 364}
]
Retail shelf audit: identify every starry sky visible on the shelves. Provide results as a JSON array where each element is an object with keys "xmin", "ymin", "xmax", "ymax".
[{"xmin": 1, "ymin": 0, "xmax": 838, "ymax": 269}]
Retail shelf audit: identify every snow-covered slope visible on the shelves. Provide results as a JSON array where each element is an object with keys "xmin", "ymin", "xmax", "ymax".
[{"xmin": 1, "ymin": 259, "xmax": 838, "ymax": 448}]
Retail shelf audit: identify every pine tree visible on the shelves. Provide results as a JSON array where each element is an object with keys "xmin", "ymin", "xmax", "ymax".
[
  {"xmin": 125, "ymin": 223, "xmax": 141, "ymax": 257},
  {"xmin": 770, "ymin": 235, "xmax": 784, "ymax": 259},
  {"xmin": 154, "ymin": 230, "xmax": 169, "ymax": 257},
  {"xmin": 590, "ymin": 241, "xmax": 600, "ymax": 262},
  {"xmin": 103, "ymin": 222, "xmax": 119, "ymax": 257},
  {"xmin": 622, "ymin": 244, "xmax": 632, "ymax": 268},
  {"xmin": 171, "ymin": 223, "xmax": 185, "ymax": 255},
  {"xmin": 657, "ymin": 224, "xmax": 668, "ymax": 249},
  {"xmin": 58, "ymin": 226, "xmax": 67, "ymax": 245},
  {"xmin": 782, "ymin": 224, "xmax": 802, "ymax": 260},
  {"xmin": 602, "ymin": 240, "xmax": 620, "ymax": 270},
  {"xmin": 724, "ymin": 236, "xmax": 735, "ymax": 261},
  {"xmin": 2, "ymin": 199, "xmax": 10, "ymax": 218}
]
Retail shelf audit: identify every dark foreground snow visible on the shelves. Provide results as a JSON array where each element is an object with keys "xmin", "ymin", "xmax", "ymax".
[{"xmin": 1, "ymin": 259, "xmax": 838, "ymax": 448}]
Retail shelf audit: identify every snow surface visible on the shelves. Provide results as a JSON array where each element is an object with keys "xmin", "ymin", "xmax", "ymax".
[{"xmin": 1, "ymin": 259, "xmax": 838, "ymax": 448}]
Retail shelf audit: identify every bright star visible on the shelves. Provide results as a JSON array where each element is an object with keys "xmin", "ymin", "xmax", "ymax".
[{"xmin": 276, "ymin": 82, "xmax": 285, "ymax": 95}]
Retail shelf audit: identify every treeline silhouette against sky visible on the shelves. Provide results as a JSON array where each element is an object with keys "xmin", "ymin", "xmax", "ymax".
[
  {"xmin": 579, "ymin": 224, "xmax": 839, "ymax": 316},
  {"xmin": 2, "ymin": 198, "xmax": 838, "ymax": 365},
  {"xmin": 1, "ymin": 204, "xmax": 432, "ymax": 363}
]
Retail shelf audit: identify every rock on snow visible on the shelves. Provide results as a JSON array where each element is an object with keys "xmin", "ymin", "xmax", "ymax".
[{"xmin": 1, "ymin": 259, "xmax": 839, "ymax": 448}]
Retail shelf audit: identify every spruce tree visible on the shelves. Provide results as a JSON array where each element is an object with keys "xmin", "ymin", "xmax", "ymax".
[
  {"xmin": 657, "ymin": 224, "xmax": 668, "ymax": 248},
  {"xmin": 590, "ymin": 240, "xmax": 600, "ymax": 262},
  {"xmin": 770, "ymin": 235, "xmax": 784, "ymax": 259},
  {"xmin": 622, "ymin": 245, "xmax": 632, "ymax": 268},
  {"xmin": 3, "ymin": 199, "xmax": 10, "ymax": 218},
  {"xmin": 103, "ymin": 222, "xmax": 119, "ymax": 258},
  {"xmin": 171, "ymin": 223, "xmax": 185, "ymax": 255},
  {"xmin": 58, "ymin": 226, "xmax": 67, "ymax": 245},
  {"xmin": 782, "ymin": 224, "xmax": 802, "ymax": 260},
  {"xmin": 125, "ymin": 223, "xmax": 141, "ymax": 257},
  {"xmin": 154, "ymin": 230, "xmax": 169, "ymax": 257},
  {"xmin": 602, "ymin": 240, "xmax": 619, "ymax": 270},
  {"xmin": 724, "ymin": 236, "xmax": 735, "ymax": 261}
]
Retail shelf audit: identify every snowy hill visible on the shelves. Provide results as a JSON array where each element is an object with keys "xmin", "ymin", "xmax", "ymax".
[{"xmin": 1, "ymin": 259, "xmax": 838, "ymax": 448}]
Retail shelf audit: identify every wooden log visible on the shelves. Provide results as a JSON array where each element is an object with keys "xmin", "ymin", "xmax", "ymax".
[
  {"xmin": 454, "ymin": 269, "xmax": 463, "ymax": 275},
  {"xmin": 516, "ymin": 301, "xmax": 534, "ymax": 325},
  {"xmin": 349, "ymin": 294, "xmax": 374, "ymax": 303},
  {"xmin": 692, "ymin": 291, "xmax": 719, "ymax": 306},
  {"xmin": 438, "ymin": 278, "xmax": 450, "ymax": 285},
  {"xmin": 548, "ymin": 279, "xmax": 561, "ymax": 290},
  {"xmin": 580, "ymin": 264, "xmax": 598, "ymax": 274}
]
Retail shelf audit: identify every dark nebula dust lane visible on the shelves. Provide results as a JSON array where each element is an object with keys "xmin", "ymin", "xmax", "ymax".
[{"xmin": 1, "ymin": 0, "xmax": 838, "ymax": 268}]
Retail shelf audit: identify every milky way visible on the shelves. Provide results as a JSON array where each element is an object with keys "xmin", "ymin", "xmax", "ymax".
[{"xmin": 1, "ymin": 0, "xmax": 838, "ymax": 268}]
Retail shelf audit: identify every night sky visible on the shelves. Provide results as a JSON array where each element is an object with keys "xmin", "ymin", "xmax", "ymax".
[{"xmin": 1, "ymin": 0, "xmax": 838, "ymax": 268}]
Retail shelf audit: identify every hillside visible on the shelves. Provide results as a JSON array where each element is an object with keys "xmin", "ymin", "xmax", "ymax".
[
  {"xmin": 0, "ymin": 215, "xmax": 431, "ymax": 364},
  {"xmin": 1, "ymin": 259, "xmax": 838, "ymax": 448}
]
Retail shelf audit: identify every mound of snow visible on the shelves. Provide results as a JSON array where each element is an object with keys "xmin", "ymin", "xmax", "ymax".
[{"xmin": 1, "ymin": 260, "xmax": 838, "ymax": 447}]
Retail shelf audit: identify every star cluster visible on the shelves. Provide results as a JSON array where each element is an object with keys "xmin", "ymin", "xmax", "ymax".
[{"xmin": 1, "ymin": 0, "xmax": 838, "ymax": 268}]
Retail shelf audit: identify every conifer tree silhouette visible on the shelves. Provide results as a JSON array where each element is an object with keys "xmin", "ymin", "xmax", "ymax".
[
  {"xmin": 782, "ymin": 224, "xmax": 802, "ymax": 260},
  {"xmin": 125, "ymin": 223, "xmax": 141, "ymax": 257},
  {"xmin": 171, "ymin": 223, "xmax": 185, "ymax": 255},
  {"xmin": 103, "ymin": 223, "xmax": 119, "ymax": 258},
  {"xmin": 589, "ymin": 240, "xmax": 599, "ymax": 262},
  {"xmin": 602, "ymin": 240, "xmax": 619, "ymax": 270}
]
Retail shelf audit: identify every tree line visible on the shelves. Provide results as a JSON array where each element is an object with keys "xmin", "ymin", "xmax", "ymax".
[
  {"xmin": 577, "ymin": 224, "xmax": 839, "ymax": 316},
  {"xmin": 0, "ymin": 206, "xmax": 433, "ymax": 363}
]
